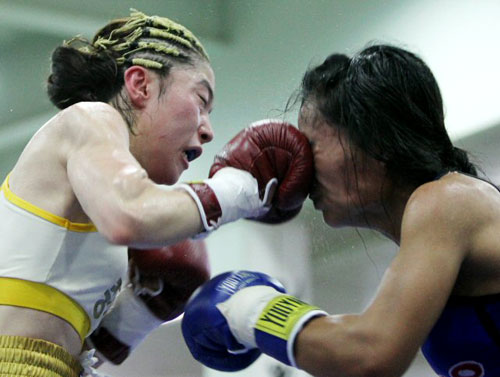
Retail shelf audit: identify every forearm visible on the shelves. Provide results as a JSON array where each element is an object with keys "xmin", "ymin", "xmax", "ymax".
[
  {"xmin": 74, "ymin": 164, "xmax": 203, "ymax": 246},
  {"xmin": 181, "ymin": 271, "xmax": 408, "ymax": 377},
  {"xmin": 295, "ymin": 314, "xmax": 413, "ymax": 377},
  {"xmin": 67, "ymin": 138, "xmax": 204, "ymax": 246},
  {"xmin": 120, "ymin": 186, "xmax": 203, "ymax": 248},
  {"xmin": 295, "ymin": 315, "xmax": 372, "ymax": 377}
]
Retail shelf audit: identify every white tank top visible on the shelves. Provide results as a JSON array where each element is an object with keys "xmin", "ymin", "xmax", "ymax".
[{"xmin": 0, "ymin": 175, "xmax": 128, "ymax": 342}]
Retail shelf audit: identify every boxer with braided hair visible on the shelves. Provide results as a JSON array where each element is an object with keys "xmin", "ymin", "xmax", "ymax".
[
  {"xmin": 0, "ymin": 8, "xmax": 314, "ymax": 377},
  {"xmin": 47, "ymin": 9, "xmax": 208, "ymax": 129}
]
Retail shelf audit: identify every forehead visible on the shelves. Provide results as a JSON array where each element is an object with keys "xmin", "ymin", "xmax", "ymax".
[
  {"xmin": 298, "ymin": 101, "xmax": 316, "ymax": 126},
  {"xmin": 298, "ymin": 102, "xmax": 346, "ymax": 143},
  {"xmin": 167, "ymin": 60, "xmax": 215, "ymax": 89},
  {"xmin": 298, "ymin": 102, "xmax": 327, "ymax": 133},
  {"xmin": 194, "ymin": 59, "xmax": 215, "ymax": 88}
]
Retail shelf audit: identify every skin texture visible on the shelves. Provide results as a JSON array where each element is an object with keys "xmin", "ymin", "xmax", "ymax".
[
  {"xmin": 0, "ymin": 60, "xmax": 215, "ymax": 356},
  {"xmin": 10, "ymin": 61, "xmax": 214, "ymax": 245},
  {"xmin": 293, "ymin": 105, "xmax": 500, "ymax": 377},
  {"xmin": 299, "ymin": 102, "xmax": 411, "ymax": 239},
  {"xmin": 127, "ymin": 64, "xmax": 215, "ymax": 185}
]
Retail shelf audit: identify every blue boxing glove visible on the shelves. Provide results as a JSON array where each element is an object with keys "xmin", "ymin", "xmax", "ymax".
[
  {"xmin": 181, "ymin": 271, "xmax": 285, "ymax": 371},
  {"xmin": 181, "ymin": 270, "xmax": 327, "ymax": 371}
]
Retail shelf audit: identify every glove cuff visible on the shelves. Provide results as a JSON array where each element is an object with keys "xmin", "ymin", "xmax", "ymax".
[
  {"xmin": 216, "ymin": 285, "xmax": 282, "ymax": 350},
  {"xmin": 86, "ymin": 328, "xmax": 129, "ymax": 365},
  {"xmin": 216, "ymin": 283, "xmax": 327, "ymax": 368},
  {"xmin": 178, "ymin": 183, "xmax": 222, "ymax": 232},
  {"xmin": 95, "ymin": 286, "xmax": 164, "ymax": 356},
  {"xmin": 254, "ymin": 295, "xmax": 327, "ymax": 368}
]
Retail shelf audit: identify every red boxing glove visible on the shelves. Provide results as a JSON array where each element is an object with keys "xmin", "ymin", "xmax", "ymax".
[
  {"xmin": 88, "ymin": 239, "xmax": 210, "ymax": 364},
  {"xmin": 180, "ymin": 119, "xmax": 314, "ymax": 230},
  {"xmin": 211, "ymin": 119, "xmax": 314, "ymax": 223}
]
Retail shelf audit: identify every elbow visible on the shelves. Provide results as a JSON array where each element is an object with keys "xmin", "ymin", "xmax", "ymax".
[
  {"xmin": 313, "ymin": 337, "xmax": 407, "ymax": 377},
  {"xmin": 320, "ymin": 354, "xmax": 400, "ymax": 377},
  {"xmin": 102, "ymin": 226, "xmax": 136, "ymax": 246},
  {"xmin": 97, "ymin": 210, "xmax": 145, "ymax": 246},
  {"xmin": 297, "ymin": 315, "xmax": 412, "ymax": 377},
  {"xmin": 312, "ymin": 351, "xmax": 400, "ymax": 377},
  {"xmin": 352, "ymin": 346, "xmax": 408, "ymax": 377},
  {"xmin": 356, "ymin": 360, "xmax": 396, "ymax": 377}
]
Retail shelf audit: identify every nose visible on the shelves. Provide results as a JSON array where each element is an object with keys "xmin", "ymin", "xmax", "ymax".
[{"xmin": 199, "ymin": 117, "xmax": 214, "ymax": 144}]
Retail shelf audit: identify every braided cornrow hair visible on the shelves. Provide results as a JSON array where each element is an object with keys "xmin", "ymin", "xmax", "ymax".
[{"xmin": 47, "ymin": 9, "xmax": 209, "ymax": 128}]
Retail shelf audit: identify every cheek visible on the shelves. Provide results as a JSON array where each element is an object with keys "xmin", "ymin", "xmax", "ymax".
[
  {"xmin": 141, "ymin": 136, "xmax": 181, "ymax": 184},
  {"xmin": 169, "ymin": 98, "xmax": 200, "ymax": 128},
  {"xmin": 158, "ymin": 113, "xmax": 199, "ymax": 151},
  {"xmin": 314, "ymin": 150, "xmax": 344, "ymax": 187},
  {"xmin": 157, "ymin": 95, "xmax": 199, "ymax": 137}
]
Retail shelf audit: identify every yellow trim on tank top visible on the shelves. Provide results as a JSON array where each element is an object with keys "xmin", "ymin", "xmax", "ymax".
[
  {"xmin": 1, "ymin": 174, "xmax": 96, "ymax": 232},
  {"xmin": 0, "ymin": 277, "xmax": 90, "ymax": 343}
]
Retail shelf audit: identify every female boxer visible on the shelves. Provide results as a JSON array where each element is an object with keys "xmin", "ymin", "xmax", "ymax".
[
  {"xmin": 182, "ymin": 45, "xmax": 500, "ymax": 377},
  {"xmin": 0, "ymin": 9, "xmax": 309, "ymax": 377}
]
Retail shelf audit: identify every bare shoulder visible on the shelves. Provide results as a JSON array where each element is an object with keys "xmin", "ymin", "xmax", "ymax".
[
  {"xmin": 57, "ymin": 101, "xmax": 130, "ymax": 142},
  {"xmin": 13, "ymin": 102, "xmax": 129, "ymax": 177},
  {"xmin": 8, "ymin": 102, "xmax": 131, "ymax": 220},
  {"xmin": 61, "ymin": 102, "xmax": 123, "ymax": 122},
  {"xmin": 406, "ymin": 173, "xmax": 499, "ymax": 219},
  {"xmin": 402, "ymin": 173, "xmax": 500, "ymax": 247}
]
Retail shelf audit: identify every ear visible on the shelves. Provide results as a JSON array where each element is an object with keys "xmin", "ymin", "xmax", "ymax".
[{"xmin": 124, "ymin": 66, "xmax": 153, "ymax": 109}]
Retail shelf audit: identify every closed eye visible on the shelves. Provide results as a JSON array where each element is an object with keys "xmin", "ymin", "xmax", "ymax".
[
  {"xmin": 199, "ymin": 95, "xmax": 208, "ymax": 106},
  {"xmin": 197, "ymin": 79, "xmax": 214, "ymax": 113}
]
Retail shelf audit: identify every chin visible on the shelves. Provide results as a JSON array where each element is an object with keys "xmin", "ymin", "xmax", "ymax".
[
  {"xmin": 323, "ymin": 214, "xmax": 337, "ymax": 228},
  {"xmin": 163, "ymin": 173, "xmax": 181, "ymax": 186},
  {"xmin": 149, "ymin": 170, "xmax": 180, "ymax": 186},
  {"xmin": 322, "ymin": 209, "xmax": 345, "ymax": 229}
]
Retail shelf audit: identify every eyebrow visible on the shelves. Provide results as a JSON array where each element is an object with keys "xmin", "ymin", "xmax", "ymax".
[{"xmin": 199, "ymin": 79, "xmax": 214, "ymax": 104}]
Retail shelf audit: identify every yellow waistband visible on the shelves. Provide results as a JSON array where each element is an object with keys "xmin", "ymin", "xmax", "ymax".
[
  {"xmin": 1, "ymin": 174, "xmax": 97, "ymax": 233},
  {"xmin": 0, "ymin": 278, "xmax": 90, "ymax": 343},
  {"xmin": 0, "ymin": 335, "xmax": 81, "ymax": 377}
]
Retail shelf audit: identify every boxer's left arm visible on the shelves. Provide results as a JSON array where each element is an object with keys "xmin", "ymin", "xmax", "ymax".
[
  {"xmin": 181, "ymin": 183, "xmax": 471, "ymax": 377},
  {"xmin": 88, "ymin": 239, "xmax": 210, "ymax": 365},
  {"xmin": 293, "ymin": 183, "xmax": 471, "ymax": 377}
]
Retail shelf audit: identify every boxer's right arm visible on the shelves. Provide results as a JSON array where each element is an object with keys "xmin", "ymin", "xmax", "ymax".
[
  {"xmin": 64, "ymin": 103, "xmax": 203, "ymax": 247},
  {"xmin": 65, "ymin": 106, "xmax": 313, "ymax": 246},
  {"xmin": 178, "ymin": 119, "xmax": 314, "ymax": 232}
]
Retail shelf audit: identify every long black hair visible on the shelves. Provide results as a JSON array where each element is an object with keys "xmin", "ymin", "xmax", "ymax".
[{"xmin": 297, "ymin": 44, "xmax": 477, "ymax": 187}]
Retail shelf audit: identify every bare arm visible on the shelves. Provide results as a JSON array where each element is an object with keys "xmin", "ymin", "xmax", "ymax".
[
  {"xmin": 64, "ymin": 103, "xmax": 203, "ymax": 247},
  {"xmin": 294, "ymin": 181, "xmax": 477, "ymax": 377}
]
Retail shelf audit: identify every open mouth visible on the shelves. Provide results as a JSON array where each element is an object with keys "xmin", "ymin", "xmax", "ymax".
[{"xmin": 184, "ymin": 148, "xmax": 202, "ymax": 162}]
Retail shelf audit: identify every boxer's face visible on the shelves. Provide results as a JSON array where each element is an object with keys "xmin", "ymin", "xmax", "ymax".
[
  {"xmin": 298, "ymin": 103, "xmax": 386, "ymax": 228},
  {"xmin": 131, "ymin": 61, "xmax": 215, "ymax": 185}
]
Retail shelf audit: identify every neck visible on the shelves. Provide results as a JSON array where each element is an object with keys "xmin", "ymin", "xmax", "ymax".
[{"xmin": 355, "ymin": 184, "xmax": 416, "ymax": 245}]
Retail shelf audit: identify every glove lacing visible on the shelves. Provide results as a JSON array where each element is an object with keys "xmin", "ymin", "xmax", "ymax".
[
  {"xmin": 79, "ymin": 349, "xmax": 112, "ymax": 377},
  {"xmin": 131, "ymin": 265, "xmax": 164, "ymax": 297}
]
